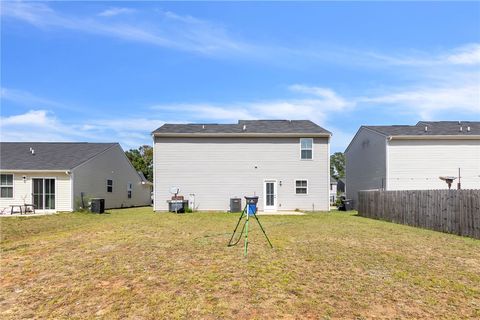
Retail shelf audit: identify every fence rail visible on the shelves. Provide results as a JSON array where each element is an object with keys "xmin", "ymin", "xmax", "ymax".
[{"xmin": 358, "ymin": 190, "xmax": 480, "ymax": 239}]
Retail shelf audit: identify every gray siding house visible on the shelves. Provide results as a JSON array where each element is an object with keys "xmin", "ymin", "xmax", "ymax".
[
  {"xmin": 0, "ymin": 142, "xmax": 152, "ymax": 213},
  {"xmin": 153, "ymin": 120, "xmax": 331, "ymax": 212},
  {"xmin": 345, "ymin": 121, "xmax": 480, "ymax": 206}
]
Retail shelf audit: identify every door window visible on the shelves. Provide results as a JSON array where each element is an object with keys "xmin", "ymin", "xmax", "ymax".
[{"xmin": 266, "ymin": 182, "xmax": 275, "ymax": 206}]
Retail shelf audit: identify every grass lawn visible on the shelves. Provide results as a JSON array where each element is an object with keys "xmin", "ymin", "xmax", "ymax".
[{"xmin": 1, "ymin": 208, "xmax": 479, "ymax": 319}]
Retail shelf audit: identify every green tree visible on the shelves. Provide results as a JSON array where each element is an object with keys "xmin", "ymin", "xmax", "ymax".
[
  {"xmin": 330, "ymin": 152, "xmax": 345, "ymax": 180},
  {"xmin": 125, "ymin": 145, "xmax": 153, "ymax": 182}
]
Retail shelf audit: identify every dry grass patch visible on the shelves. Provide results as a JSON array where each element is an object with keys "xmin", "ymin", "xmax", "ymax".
[{"xmin": 1, "ymin": 208, "xmax": 479, "ymax": 319}]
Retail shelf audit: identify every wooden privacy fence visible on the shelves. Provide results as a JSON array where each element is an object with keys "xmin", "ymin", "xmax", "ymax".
[{"xmin": 358, "ymin": 190, "xmax": 480, "ymax": 239}]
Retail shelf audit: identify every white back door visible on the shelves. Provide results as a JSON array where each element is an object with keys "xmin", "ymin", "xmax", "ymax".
[{"xmin": 264, "ymin": 180, "xmax": 277, "ymax": 212}]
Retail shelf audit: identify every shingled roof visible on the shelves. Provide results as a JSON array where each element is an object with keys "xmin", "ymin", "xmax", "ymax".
[
  {"xmin": 0, "ymin": 142, "xmax": 118, "ymax": 170},
  {"xmin": 153, "ymin": 120, "xmax": 331, "ymax": 136},
  {"xmin": 364, "ymin": 121, "xmax": 480, "ymax": 137}
]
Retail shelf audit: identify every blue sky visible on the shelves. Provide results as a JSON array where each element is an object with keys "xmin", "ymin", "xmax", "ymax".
[{"xmin": 1, "ymin": 1, "xmax": 479, "ymax": 152}]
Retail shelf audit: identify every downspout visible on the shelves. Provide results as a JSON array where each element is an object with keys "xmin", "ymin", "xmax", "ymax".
[
  {"xmin": 385, "ymin": 137, "xmax": 391, "ymax": 190},
  {"xmin": 152, "ymin": 133, "xmax": 156, "ymax": 211},
  {"xmin": 327, "ymin": 135, "xmax": 331, "ymax": 211},
  {"xmin": 69, "ymin": 170, "xmax": 75, "ymax": 212}
]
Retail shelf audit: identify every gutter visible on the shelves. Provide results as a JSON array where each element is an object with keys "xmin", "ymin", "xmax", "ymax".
[
  {"xmin": 388, "ymin": 135, "xmax": 480, "ymax": 140},
  {"xmin": 152, "ymin": 132, "xmax": 332, "ymax": 138},
  {"xmin": 0, "ymin": 169, "xmax": 71, "ymax": 173}
]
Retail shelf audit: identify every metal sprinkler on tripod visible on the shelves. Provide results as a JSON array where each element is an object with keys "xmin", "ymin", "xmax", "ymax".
[{"xmin": 227, "ymin": 196, "xmax": 273, "ymax": 256}]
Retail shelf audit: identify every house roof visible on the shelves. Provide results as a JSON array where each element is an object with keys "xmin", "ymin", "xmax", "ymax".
[
  {"xmin": 364, "ymin": 121, "xmax": 480, "ymax": 137},
  {"xmin": 137, "ymin": 171, "xmax": 153, "ymax": 185},
  {"xmin": 0, "ymin": 142, "xmax": 118, "ymax": 171},
  {"xmin": 153, "ymin": 120, "xmax": 331, "ymax": 136}
]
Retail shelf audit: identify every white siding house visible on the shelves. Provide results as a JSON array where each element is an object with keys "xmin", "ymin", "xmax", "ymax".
[
  {"xmin": 345, "ymin": 121, "xmax": 480, "ymax": 206},
  {"xmin": 330, "ymin": 177, "xmax": 338, "ymax": 204},
  {"xmin": 0, "ymin": 142, "xmax": 151, "ymax": 213},
  {"xmin": 153, "ymin": 120, "xmax": 331, "ymax": 212}
]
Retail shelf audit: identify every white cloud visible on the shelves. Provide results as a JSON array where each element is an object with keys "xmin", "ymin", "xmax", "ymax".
[
  {"xmin": 1, "ymin": 110, "xmax": 55, "ymax": 126},
  {"xmin": 0, "ymin": 110, "xmax": 79, "ymax": 142},
  {"xmin": 444, "ymin": 43, "xmax": 480, "ymax": 65},
  {"xmin": 98, "ymin": 8, "xmax": 136, "ymax": 17},
  {"xmin": 288, "ymin": 85, "xmax": 353, "ymax": 110},
  {"xmin": 1, "ymin": 2, "xmax": 251, "ymax": 55},
  {"xmin": 151, "ymin": 86, "xmax": 354, "ymax": 126},
  {"xmin": 0, "ymin": 87, "xmax": 83, "ymax": 112},
  {"xmin": 359, "ymin": 83, "xmax": 480, "ymax": 119},
  {"xmin": 0, "ymin": 109, "xmax": 165, "ymax": 150},
  {"xmin": 367, "ymin": 43, "xmax": 480, "ymax": 67}
]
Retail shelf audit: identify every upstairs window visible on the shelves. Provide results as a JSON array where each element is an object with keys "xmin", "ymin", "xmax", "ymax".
[
  {"xmin": 300, "ymin": 138, "xmax": 313, "ymax": 160},
  {"xmin": 295, "ymin": 180, "xmax": 308, "ymax": 194},
  {"xmin": 107, "ymin": 179, "xmax": 113, "ymax": 193},
  {"xmin": 0, "ymin": 174, "xmax": 13, "ymax": 198}
]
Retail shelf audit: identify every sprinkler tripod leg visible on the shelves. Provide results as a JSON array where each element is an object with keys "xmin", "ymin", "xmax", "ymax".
[
  {"xmin": 227, "ymin": 206, "xmax": 247, "ymax": 247},
  {"xmin": 253, "ymin": 213, "xmax": 273, "ymax": 248},
  {"xmin": 244, "ymin": 212, "xmax": 249, "ymax": 257}
]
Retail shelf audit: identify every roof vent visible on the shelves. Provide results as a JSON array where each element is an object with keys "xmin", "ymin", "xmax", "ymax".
[
  {"xmin": 460, "ymin": 126, "xmax": 463, "ymax": 132},
  {"xmin": 29, "ymin": 147, "xmax": 35, "ymax": 155},
  {"xmin": 424, "ymin": 126, "xmax": 428, "ymax": 132},
  {"xmin": 467, "ymin": 126, "xmax": 471, "ymax": 132},
  {"xmin": 243, "ymin": 124, "xmax": 247, "ymax": 131}
]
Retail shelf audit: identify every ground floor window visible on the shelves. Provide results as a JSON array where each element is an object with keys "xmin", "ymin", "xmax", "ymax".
[
  {"xmin": 107, "ymin": 179, "xmax": 113, "ymax": 193},
  {"xmin": 127, "ymin": 183, "xmax": 133, "ymax": 199},
  {"xmin": 0, "ymin": 174, "xmax": 13, "ymax": 198},
  {"xmin": 295, "ymin": 180, "xmax": 308, "ymax": 194}
]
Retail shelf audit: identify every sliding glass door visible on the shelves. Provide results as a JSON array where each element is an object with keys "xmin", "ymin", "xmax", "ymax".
[{"xmin": 32, "ymin": 178, "xmax": 55, "ymax": 210}]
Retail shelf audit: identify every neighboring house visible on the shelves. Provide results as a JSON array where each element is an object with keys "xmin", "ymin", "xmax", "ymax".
[
  {"xmin": 330, "ymin": 177, "xmax": 337, "ymax": 204},
  {"xmin": 337, "ymin": 178, "xmax": 346, "ymax": 194},
  {"xmin": 0, "ymin": 142, "xmax": 152, "ymax": 213},
  {"xmin": 152, "ymin": 120, "xmax": 332, "ymax": 212},
  {"xmin": 345, "ymin": 121, "xmax": 480, "ymax": 206}
]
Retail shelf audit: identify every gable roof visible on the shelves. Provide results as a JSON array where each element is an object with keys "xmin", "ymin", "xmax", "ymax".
[
  {"xmin": 364, "ymin": 121, "xmax": 480, "ymax": 137},
  {"xmin": 137, "ymin": 171, "xmax": 153, "ymax": 185},
  {"xmin": 153, "ymin": 120, "xmax": 331, "ymax": 137},
  {"xmin": 345, "ymin": 121, "xmax": 480, "ymax": 153},
  {"xmin": 0, "ymin": 142, "xmax": 118, "ymax": 171}
]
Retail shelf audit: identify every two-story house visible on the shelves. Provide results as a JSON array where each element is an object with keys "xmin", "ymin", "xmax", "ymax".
[
  {"xmin": 152, "ymin": 120, "xmax": 332, "ymax": 212},
  {"xmin": 345, "ymin": 121, "xmax": 480, "ymax": 206}
]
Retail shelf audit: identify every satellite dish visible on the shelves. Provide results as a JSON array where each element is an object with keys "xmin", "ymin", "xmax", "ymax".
[
  {"xmin": 439, "ymin": 176, "xmax": 456, "ymax": 189},
  {"xmin": 169, "ymin": 186, "xmax": 180, "ymax": 195}
]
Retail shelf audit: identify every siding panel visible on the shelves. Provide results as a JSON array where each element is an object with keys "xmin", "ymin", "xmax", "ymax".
[
  {"xmin": 345, "ymin": 128, "xmax": 387, "ymax": 205},
  {"xmin": 154, "ymin": 137, "xmax": 329, "ymax": 211},
  {"xmin": 73, "ymin": 145, "xmax": 151, "ymax": 209},
  {"xmin": 388, "ymin": 139, "xmax": 480, "ymax": 190},
  {"xmin": 0, "ymin": 172, "xmax": 72, "ymax": 212}
]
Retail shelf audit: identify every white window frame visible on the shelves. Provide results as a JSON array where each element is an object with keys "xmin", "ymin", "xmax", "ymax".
[
  {"xmin": 107, "ymin": 179, "xmax": 113, "ymax": 193},
  {"xmin": 31, "ymin": 177, "xmax": 57, "ymax": 211},
  {"xmin": 0, "ymin": 173, "xmax": 14, "ymax": 198},
  {"xmin": 300, "ymin": 138, "xmax": 313, "ymax": 160},
  {"xmin": 295, "ymin": 179, "xmax": 308, "ymax": 195},
  {"xmin": 127, "ymin": 182, "xmax": 133, "ymax": 199},
  {"xmin": 263, "ymin": 179, "xmax": 278, "ymax": 212}
]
